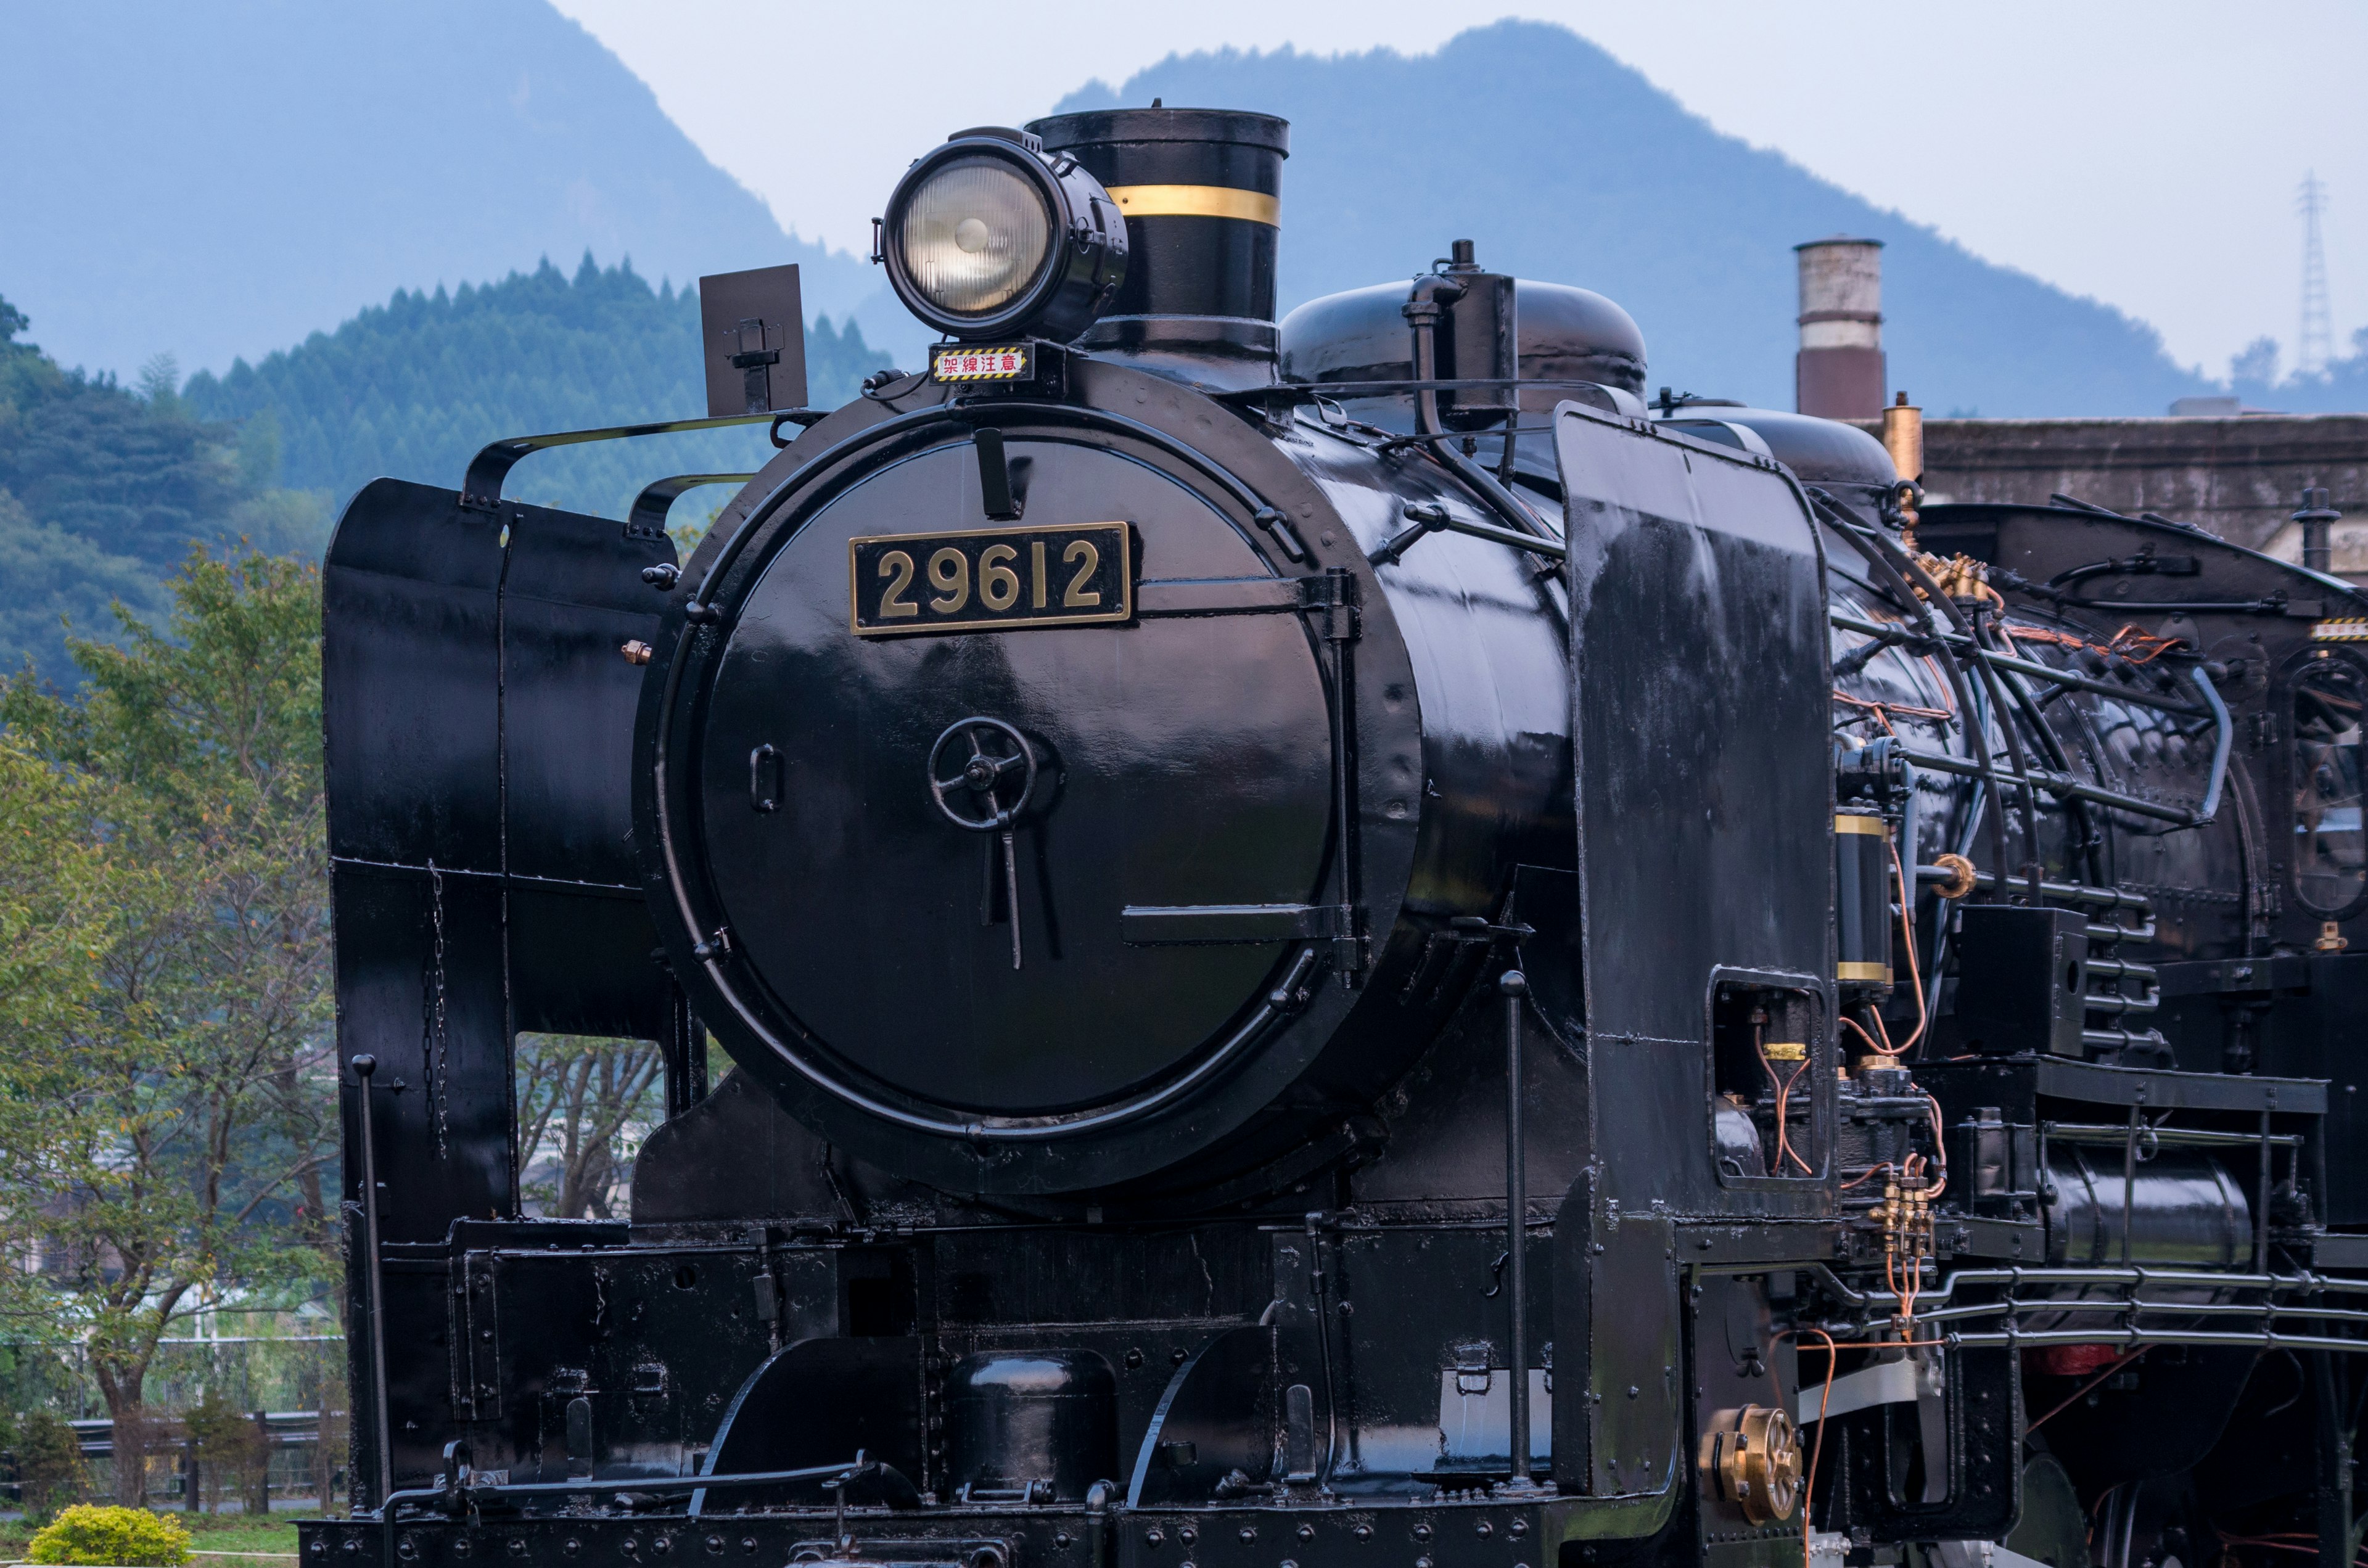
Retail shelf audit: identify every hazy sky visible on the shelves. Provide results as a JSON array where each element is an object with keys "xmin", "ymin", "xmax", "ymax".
[{"xmin": 554, "ymin": 0, "xmax": 2367, "ymax": 382}]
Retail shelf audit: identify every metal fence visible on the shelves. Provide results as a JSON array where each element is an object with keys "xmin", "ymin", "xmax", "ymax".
[
  {"xmin": 2, "ymin": 1334, "xmax": 349, "ymax": 1514},
  {"xmin": 60, "ymin": 1410, "xmax": 347, "ymax": 1513}
]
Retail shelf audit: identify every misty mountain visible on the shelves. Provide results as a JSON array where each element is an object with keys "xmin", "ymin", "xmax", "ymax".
[
  {"xmin": 1058, "ymin": 24, "xmax": 2214, "ymax": 417},
  {"xmin": 1, "ymin": 1, "xmax": 927, "ymax": 381}
]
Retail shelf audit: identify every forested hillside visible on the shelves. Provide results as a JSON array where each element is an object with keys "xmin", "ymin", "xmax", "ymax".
[
  {"xmin": 184, "ymin": 255, "xmax": 894, "ymax": 519},
  {"xmin": 1, "ymin": 261, "xmax": 893, "ymax": 681},
  {"xmin": 0, "ymin": 297, "xmax": 324, "ymax": 681}
]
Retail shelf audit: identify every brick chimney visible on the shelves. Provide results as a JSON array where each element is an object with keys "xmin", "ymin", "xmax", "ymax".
[{"xmin": 1795, "ymin": 237, "xmax": 1886, "ymax": 419}]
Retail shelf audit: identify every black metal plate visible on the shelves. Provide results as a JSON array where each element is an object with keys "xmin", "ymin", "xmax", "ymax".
[{"xmin": 849, "ymin": 522, "xmax": 1132, "ymax": 636}]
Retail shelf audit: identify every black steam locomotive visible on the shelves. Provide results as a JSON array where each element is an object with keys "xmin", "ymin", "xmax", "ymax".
[{"xmin": 309, "ymin": 107, "xmax": 2368, "ymax": 1568}]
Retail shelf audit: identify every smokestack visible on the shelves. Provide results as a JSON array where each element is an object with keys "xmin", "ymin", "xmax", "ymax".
[
  {"xmin": 1794, "ymin": 237, "xmax": 1886, "ymax": 419},
  {"xmin": 1026, "ymin": 107, "xmax": 1289, "ymax": 389}
]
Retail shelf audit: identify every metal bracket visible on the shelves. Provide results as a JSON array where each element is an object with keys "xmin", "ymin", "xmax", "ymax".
[
  {"xmin": 1370, "ymin": 499, "xmax": 1568, "ymax": 568},
  {"xmin": 1301, "ymin": 566, "xmax": 1361, "ymax": 643},
  {"xmin": 626, "ymin": 473, "xmax": 757, "ymax": 541},
  {"xmin": 458, "ymin": 413, "xmax": 806, "ymax": 515},
  {"xmin": 448, "ymin": 1252, "xmax": 503, "ymax": 1421}
]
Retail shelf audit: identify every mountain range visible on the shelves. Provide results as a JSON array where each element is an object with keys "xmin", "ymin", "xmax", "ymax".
[
  {"xmin": 1057, "ymin": 25, "xmax": 2213, "ymax": 417},
  {"xmin": 13, "ymin": 5, "xmax": 2345, "ymax": 419},
  {"xmin": 0, "ymin": 1, "xmax": 916, "ymax": 381},
  {"xmin": 8, "ymin": 4, "xmax": 2367, "ymax": 689}
]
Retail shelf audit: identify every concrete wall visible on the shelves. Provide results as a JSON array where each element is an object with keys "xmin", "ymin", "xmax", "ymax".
[{"xmin": 1873, "ymin": 414, "xmax": 2368, "ymax": 578}]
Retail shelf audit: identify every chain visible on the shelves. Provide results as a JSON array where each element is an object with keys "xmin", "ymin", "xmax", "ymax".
[{"xmin": 422, "ymin": 860, "xmax": 451, "ymax": 1159}]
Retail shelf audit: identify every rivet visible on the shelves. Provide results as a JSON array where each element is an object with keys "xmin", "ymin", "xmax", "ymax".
[
  {"xmin": 1416, "ymin": 1558, "xmax": 1434, "ymax": 1568},
  {"xmin": 1240, "ymin": 1529, "xmax": 1257, "ymax": 1545},
  {"xmin": 1178, "ymin": 1531, "xmax": 1197, "ymax": 1548},
  {"xmin": 1508, "ymin": 1521, "xmax": 1528, "ymax": 1538},
  {"xmin": 1054, "ymin": 1537, "xmax": 1072, "ymax": 1551},
  {"xmin": 1476, "ymin": 1523, "xmax": 1494, "ymax": 1538},
  {"xmin": 1297, "ymin": 1527, "xmax": 1317, "ymax": 1543},
  {"xmin": 706, "ymin": 1539, "xmax": 725, "ymax": 1556},
  {"xmin": 1354, "ymin": 1527, "xmax": 1373, "ymax": 1543},
  {"xmin": 508, "ymin": 1543, "xmax": 528, "ymax": 1559},
  {"xmin": 1145, "ymin": 1531, "xmax": 1165, "ymax": 1548},
  {"xmin": 1413, "ymin": 1526, "xmax": 1433, "ymax": 1543},
  {"xmin": 564, "ymin": 1543, "xmax": 581, "ymax": 1559}
]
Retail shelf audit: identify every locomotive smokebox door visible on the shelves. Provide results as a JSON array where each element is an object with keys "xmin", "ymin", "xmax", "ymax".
[
  {"xmin": 701, "ymin": 264, "xmax": 807, "ymax": 416},
  {"xmin": 639, "ymin": 381, "xmax": 1423, "ymax": 1196}
]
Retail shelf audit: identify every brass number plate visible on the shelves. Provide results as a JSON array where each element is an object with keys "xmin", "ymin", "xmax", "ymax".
[{"xmin": 849, "ymin": 522, "xmax": 1133, "ymax": 636}]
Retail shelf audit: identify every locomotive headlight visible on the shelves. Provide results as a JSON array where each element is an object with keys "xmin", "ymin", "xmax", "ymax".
[
  {"xmin": 881, "ymin": 129, "xmax": 1128, "ymax": 343},
  {"xmin": 898, "ymin": 155, "xmax": 1052, "ymax": 317}
]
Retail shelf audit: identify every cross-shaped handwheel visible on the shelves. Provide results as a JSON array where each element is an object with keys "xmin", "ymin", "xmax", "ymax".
[
  {"xmin": 927, "ymin": 717, "xmax": 1038, "ymax": 831},
  {"xmin": 926, "ymin": 717, "xmax": 1040, "ymax": 970}
]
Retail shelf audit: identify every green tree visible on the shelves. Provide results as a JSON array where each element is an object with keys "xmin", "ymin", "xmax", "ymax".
[
  {"xmin": 181, "ymin": 1388, "xmax": 266, "ymax": 1515},
  {"xmin": 0, "ymin": 551, "xmax": 335, "ymax": 1503},
  {"xmin": 0, "ymin": 729, "xmax": 112, "ymax": 1046},
  {"xmin": 12, "ymin": 1410, "xmax": 94, "ymax": 1524}
]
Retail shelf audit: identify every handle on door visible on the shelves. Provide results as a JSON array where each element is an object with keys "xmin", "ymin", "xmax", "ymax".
[{"xmin": 749, "ymin": 743, "xmax": 783, "ymax": 813}]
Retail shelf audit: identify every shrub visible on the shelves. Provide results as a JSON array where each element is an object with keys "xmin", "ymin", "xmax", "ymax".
[
  {"xmin": 15, "ymin": 1409, "xmax": 93, "ymax": 1522},
  {"xmin": 26, "ymin": 1504, "xmax": 192, "ymax": 1566}
]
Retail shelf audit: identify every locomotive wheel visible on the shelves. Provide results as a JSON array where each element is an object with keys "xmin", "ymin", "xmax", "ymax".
[{"xmin": 2008, "ymin": 1451, "xmax": 2092, "ymax": 1568}]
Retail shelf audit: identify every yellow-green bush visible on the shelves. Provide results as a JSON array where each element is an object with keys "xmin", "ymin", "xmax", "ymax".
[{"xmin": 25, "ymin": 1504, "xmax": 192, "ymax": 1566}]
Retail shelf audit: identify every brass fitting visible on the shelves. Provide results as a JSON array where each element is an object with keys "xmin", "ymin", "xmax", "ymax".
[
  {"xmin": 1700, "ymin": 1405, "xmax": 1803, "ymax": 1523},
  {"xmin": 1883, "ymin": 393, "xmax": 1923, "ymax": 548},
  {"xmin": 1882, "ymin": 393, "xmax": 1923, "ymax": 488},
  {"xmin": 1930, "ymin": 853, "xmax": 1977, "ymax": 900}
]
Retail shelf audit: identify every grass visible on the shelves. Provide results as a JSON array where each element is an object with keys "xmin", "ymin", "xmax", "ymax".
[{"xmin": 178, "ymin": 1512, "xmax": 310, "ymax": 1556}]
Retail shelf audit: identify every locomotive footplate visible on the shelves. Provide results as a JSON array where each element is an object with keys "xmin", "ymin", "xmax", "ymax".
[
  {"xmin": 298, "ymin": 1520, "xmax": 1028, "ymax": 1568},
  {"xmin": 300, "ymin": 1499, "xmax": 1591, "ymax": 1568}
]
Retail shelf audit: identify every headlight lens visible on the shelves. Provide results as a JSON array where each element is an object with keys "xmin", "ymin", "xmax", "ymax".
[{"xmin": 895, "ymin": 155, "xmax": 1053, "ymax": 319}]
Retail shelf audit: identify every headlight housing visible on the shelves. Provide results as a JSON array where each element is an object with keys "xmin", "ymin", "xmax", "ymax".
[{"xmin": 881, "ymin": 128, "xmax": 1128, "ymax": 343}]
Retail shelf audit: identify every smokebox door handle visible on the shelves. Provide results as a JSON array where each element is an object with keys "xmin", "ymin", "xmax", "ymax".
[{"xmin": 749, "ymin": 743, "xmax": 783, "ymax": 813}]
